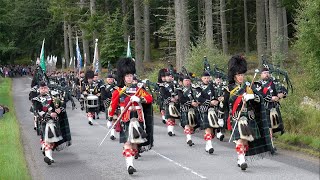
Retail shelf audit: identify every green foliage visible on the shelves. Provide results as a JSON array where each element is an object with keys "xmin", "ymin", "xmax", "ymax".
[
  {"xmin": 277, "ymin": 133, "xmax": 320, "ymax": 151},
  {"xmin": 0, "ymin": 78, "xmax": 31, "ymax": 179},
  {"xmin": 280, "ymin": 65, "xmax": 320, "ymax": 146},
  {"xmin": 100, "ymin": 10, "xmax": 125, "ymax": 66},
  {"xmin": 185, "ymin": 38, "xmax": 228, "ymax": 75},
  {"xmin": 294, "ymin": 0, "xmax": 320, "ymax": 90}
]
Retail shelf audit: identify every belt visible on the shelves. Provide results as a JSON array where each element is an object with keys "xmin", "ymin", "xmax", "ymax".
[{"xmin": 128, "ymin": 106, "xmax": 141, "ymax": 110}]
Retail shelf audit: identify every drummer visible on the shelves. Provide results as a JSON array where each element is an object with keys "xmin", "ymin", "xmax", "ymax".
[{"xmin": 81, "ymin": 70, "xmax": 101, "ymax": 125}]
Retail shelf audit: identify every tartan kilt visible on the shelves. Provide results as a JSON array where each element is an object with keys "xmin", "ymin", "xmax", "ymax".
[
  {"xmin": 55, "ymin": 112, "xmax": 72, "ymax": 148},
  {"xmin": 86, "ymin": 107, "xmax": 99, "ymax": 113},
  {"xmin": 199, "ymin": 113, "xmax": 219, "ymax": 130},
  {"xmin": 230, "ymin": 116, "xmax": 261, "ymax": 141},
  {"xmin": 179, "ymin": 110, "xmax": 201, "ymax": 129},
  {"xmin": 266, "ymin": 107, "xmax": 284, "ymax": 134},
  {"xmin": 119, "ymin": 121, "xmax": 145, "ymax": 144},
  {"xmin": 179, "ymin": 111, "xmax": 188, "ymax": 128},
  {"xmin": 230, "ymin": 96, "xmax": 273, "ymax": 156}
]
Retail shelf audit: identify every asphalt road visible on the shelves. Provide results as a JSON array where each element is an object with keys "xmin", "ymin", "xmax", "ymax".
[{"xmin": 13, "ymin": 77, "xmax": 319, "ymax": 180}]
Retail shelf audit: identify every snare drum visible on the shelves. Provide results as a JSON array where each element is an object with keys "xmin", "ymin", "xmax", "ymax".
[{"xmin": 86, "ymin": 95, "xmax": 99, "ymax": 108}]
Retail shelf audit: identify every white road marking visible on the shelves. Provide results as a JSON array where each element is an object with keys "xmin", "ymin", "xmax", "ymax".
[
  {"xmin": 151, "ymin": 150, "xmax": 207, "ymax": 179},
  {"xmin": 94, "ymin": 117, "xmax": 207, "ymax": 179}
]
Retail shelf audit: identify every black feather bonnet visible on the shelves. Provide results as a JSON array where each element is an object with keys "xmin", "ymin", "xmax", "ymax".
[
  {"xmin": 228, "ymin": 55, "xmax": 247, "ymax": 84},
  {"xmin": 116, "ymin": 57, "xmax": 136, "ymax": 87}
]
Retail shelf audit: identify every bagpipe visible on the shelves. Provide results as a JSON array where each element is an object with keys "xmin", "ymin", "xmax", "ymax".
[
  {"xmin": 261, "ymin": 55, "xmax": 293, "ymax": 93},
  {"xmin": 32, "ymin": 65, "xmax": 49, "ymax": 87}
]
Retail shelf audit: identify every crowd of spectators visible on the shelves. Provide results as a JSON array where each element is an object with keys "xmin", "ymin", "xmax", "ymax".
[{"xmin": 0, "ymin": 65, "xmax": 32, "ymax": 77}]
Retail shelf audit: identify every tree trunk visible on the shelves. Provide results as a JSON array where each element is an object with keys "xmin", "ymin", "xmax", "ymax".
[
  {"xmin": 277, "ymin": 0, "xmax": 284, "ymax": 53},
  {"xmin": 90, "ymin": 0, "xmax": 96, "ymax": 15},
  {"xmin": 122, "ymin": 0, "xmax": 129, "ymax": 43},
  {"xmin": 276, "ymin": 0, "xmax": 284, "ymax": 67},
  {"xmin": 181, "ymin": 0, "xmax": 189, "ymax": 66},
  {"xmin": 269, "ymin": 0, "xmax": 277, "ymax": 60},
  {"xmin": 256, "ymin": 0, "xmax": 266, "ymax": 65},
  {"xmin": 282, "ymin": 7, "xmax": 289, "ymax": 57},
  {"xmin": 214, "ymin": 0, "xmax": 220, "ymax": 46},
  {"xmin": 90, "ymin": 0, "xmax": 100, "ymax": 72},
  {"xmin": 198, "ymin": 0, "xmax": 203, "ymax": 36},
  {"xmin": 63, "ymin": 19, "xmax": 69, "ymax": 69},
  {"xmin": 265, "ymin": 0, "xmax": 271, "ymax": 55},
  {"xmin": 205, "ymin": 0, "xmax": 214, "ymax": 50},
  {"xmin": 134, "ymin": 0, "xmax": 144, "ymax": 74},
  {"xmin": 105, "ymin": 0, "xmax": 109, "ymax": 13},
  {"xmin": 79, "ymin": 0, "xmax": 90, "ymax": 70},
  {"xmin": 220, "ymin": 0, "xmax": 228, "ymax": 54},
  {"xmin": 82, "ymin": 29, "xmax": 90, "ymax": 68},
  {"xmin": 144, "ymin": 0, "xmax": 151, "ymax": 62},
  {"xmin": 68, "ymin": 23, "xmax": 74, "ymax": 69},
  {"xmin": 90, "ymin": 0, "xmax": 97, "ymax": 41},
  {"xmin": 174, "ymin": 0, "xmax": 183, "ymax": 71},
  {"xmin": 244, "ymin": 0, "xmax": 249, "ymax": 54}
]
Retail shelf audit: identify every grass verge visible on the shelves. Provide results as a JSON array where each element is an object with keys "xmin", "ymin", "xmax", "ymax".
[{"xmin": 0, "ymin": 78, "xmax": 31, "ymax": 179}]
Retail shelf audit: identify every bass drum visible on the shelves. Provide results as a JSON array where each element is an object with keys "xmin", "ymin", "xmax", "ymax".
[{"xmin": 86, "ymin": 95, "xmax": 99, "ymax": 109}]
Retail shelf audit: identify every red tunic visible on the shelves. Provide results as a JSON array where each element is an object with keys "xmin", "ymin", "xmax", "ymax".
[{"xmin": 108, "ymin": 85, "xmax": 153, "ymax": 122}]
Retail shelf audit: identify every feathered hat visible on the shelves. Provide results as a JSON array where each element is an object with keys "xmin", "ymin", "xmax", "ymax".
[
  {"xmin": 116, "ymin": 57, "xmax": 136, "ymax": 87},
  {"xmin": 227, "ymin": 55, "xmax": 247, "ymax": 84},
  {"xmin": 85, "ymin": 70, "xmax": 94, "ymax": 80},
  {"xmin": 158, "ymin": 68, "xmax": 167, "ymax": 83}
]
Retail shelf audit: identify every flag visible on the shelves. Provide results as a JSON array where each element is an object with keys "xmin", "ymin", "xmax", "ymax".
[
  {"xmin": 93, "ymin": 39, "xmax": 99, "ymax": 73},
  {"xmin": 40, "ymin": 39, "xmax": 46, "ymax": 72},
  {"xmin": 69, "ymin": 57, "xmax": 73, "ymax": 67},
  {"xmin": 126, "ymin": 36, "xmax": 131, "ymax": 58},
  {"xmin": 76, "ymin": 36, "xmax": 83, "ymax": 72}
]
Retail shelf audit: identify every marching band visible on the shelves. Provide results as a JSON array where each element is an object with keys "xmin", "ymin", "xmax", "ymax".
[{"xmin": 28, "ymin": 55, "xmax": 289, "ymax": 174}]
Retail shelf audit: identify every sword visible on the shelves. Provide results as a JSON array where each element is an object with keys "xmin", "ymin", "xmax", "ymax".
[{"xmin": 228, "ymin": 101, "xmax": 246, "ymax": 143}]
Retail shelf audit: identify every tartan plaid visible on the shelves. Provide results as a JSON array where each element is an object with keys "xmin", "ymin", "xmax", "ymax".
[{"xmin": 55, "ymin": 112, "xmax": 72, "ymax": 148}]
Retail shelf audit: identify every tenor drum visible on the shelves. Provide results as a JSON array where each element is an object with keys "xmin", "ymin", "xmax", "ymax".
[{"xmin": 86, "ymin": 95, "xmax": 99, "ymax": 108}]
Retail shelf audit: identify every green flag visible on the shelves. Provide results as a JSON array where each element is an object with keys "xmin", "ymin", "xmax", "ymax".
[
  {"xmin": 40, "ymin": 39, "xmax": 46, "ymax": 72},
  {"xmin": 126, "ymin": 36, "xmax": 132, "ymax": 58}
]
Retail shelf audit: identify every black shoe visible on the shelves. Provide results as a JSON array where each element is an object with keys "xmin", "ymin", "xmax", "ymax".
[
  {"xmin": 240, "ymin": 163, "xmax": 248, "ymax": 171},
  {"xmin": 93, "ymin": 116, "xmax": 96, "ymax": 120},
  {"xmin": 128, "ymin": 166, "xmax": 134, "ymax": 175},
  {"xmin": 97, "ymin": 116, "xmax": 99, "ymax": 119},
  {"xmin": 208, "ymin": 148, "xmax": 214, "ymax": 154},
  {"xmin": 219, "ymin": 134, "xmax": 224, "ymax": 141},
  {"xmin": 187, "ymin": 140, "xmax": 194, "ymax": 146},
  {"xmin": 44, "ymin": 157, "xmax": 52, "ymax": 165},
  {"xmin": 81, "ymin": 107, "xmax": 84, "ymax": 111},
  {"xmin": 168, "ymin": 132, "xmax": 173, "ymax": 136},
  {"xmin": 34, "ymin": 127, "xmax": 37, "ymax": 131},
  {"xmin": 88, "ymin": 121, "xmax": 93, "ymax": 125},
  {"xmin": 134, "ymin": 153, "xmax": 141, "ymax": 159},
  {"xmin": 162, "ymin": 120, "xmax": 166, "ymax": 124},
  {"xmin": 110, "ymin": 135, "xmax": 116, "ymax": 140}
]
